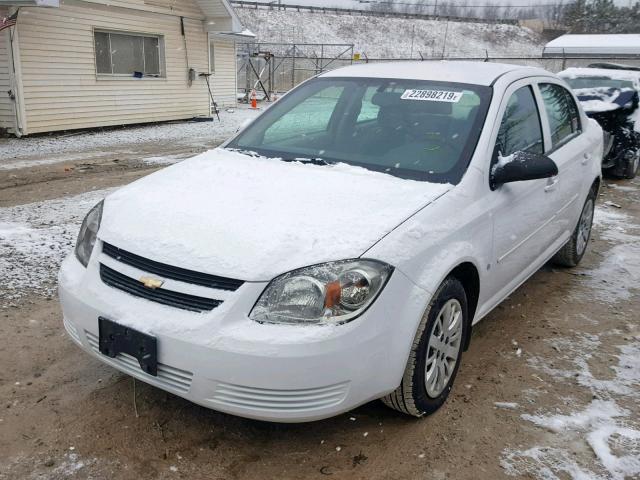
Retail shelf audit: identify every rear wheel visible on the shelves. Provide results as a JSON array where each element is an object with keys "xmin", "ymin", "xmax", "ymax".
[
  {"xmin": 381, "ymin": 277, "xmax": 468, "ymax": 417},
  {"xmin": 553, "ymin": 188, "xmax": 596, "ymax": 267},
  {"xmin": 623, "ymin": 150, "xmax": 639, "ymax": 179}
]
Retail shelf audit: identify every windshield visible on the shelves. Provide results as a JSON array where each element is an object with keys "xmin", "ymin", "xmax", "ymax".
[
  {"xmin": 227, "ymin": 77, "xmax": 492, "ymax": 183},
  {"xmin": 565, "ymin": 77, "xmax": 635, "ymax": 90}
]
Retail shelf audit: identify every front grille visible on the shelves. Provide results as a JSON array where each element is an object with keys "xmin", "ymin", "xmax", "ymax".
[
  {"xmin": 86, "ymin": 332, "xmax": 193, "ymax": 393},
  {"xmin": 102, "ymin": 242, "xmax": 244, "ymax": 291},
  {"xmin": 100, "ymin": 264, "xmax": 221, "ymax": 312}
]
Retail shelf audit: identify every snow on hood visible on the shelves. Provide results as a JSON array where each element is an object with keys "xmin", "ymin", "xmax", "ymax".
[
  {"xmin": 99, "ymin": 149, "xmax": 451, "ymax": 281},
  {"xmin": 574, "ymin": 87, "xmax": 637, "ymax": 114}
]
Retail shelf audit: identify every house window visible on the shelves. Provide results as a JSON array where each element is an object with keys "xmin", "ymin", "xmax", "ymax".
[{"xmin": 94, "ymin": 30, "xmax": 164, "ymax": 77}]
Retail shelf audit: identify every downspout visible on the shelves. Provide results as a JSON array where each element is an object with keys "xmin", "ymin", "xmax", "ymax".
[{"xmin": 7, "ymin": 7, "xmax": 26, "ymax": 137}]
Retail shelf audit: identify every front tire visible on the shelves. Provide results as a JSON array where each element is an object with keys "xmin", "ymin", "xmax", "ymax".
[
  {"xmin": 381, "ymin": 277, "xmax": 469, "ymax": 417},
  {"xmin": 552, "ymin": 187, "xmax": 596, "ymax": 267}
]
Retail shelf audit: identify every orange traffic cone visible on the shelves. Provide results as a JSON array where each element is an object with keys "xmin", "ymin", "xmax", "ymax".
[{"xmin": 250, "ymin": 89, "xmax": 258, "ymax": 109}]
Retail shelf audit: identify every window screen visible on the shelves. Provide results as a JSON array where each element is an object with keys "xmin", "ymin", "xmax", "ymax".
[
  {"xmin": 540, "ymin": 83, "xmax": 581, "ymax": 147},
  {"xmin": 495, "ymin": 86, "xmax": 544, "ymax": 157},
  {"xmin": 94, "ymin": 31, "xmax": 163, "ymax": 77}
]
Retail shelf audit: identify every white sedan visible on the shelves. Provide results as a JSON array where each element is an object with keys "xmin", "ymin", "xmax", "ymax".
[{"xmin": 59, "ymin": 61, "xmax": 603, "ymax": 422}]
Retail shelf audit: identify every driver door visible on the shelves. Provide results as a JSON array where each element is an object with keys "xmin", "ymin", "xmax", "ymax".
[{"xmin": 486, "ymin": 82, "xmax": 558, "ymax": 303}]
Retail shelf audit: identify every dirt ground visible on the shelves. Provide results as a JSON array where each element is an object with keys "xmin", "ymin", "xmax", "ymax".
[{"xmin": 0, "ymin": 140, "xmax": 638, "ymax": 479}]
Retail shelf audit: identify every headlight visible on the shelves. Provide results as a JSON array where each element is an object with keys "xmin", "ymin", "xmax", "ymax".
[
  {"xmin": 250, "ymin": 260, "xmax": 393, "ymax": 325},
  {"xmin": 75, "ymin": 200, "xmax": 103, "ymax": 267}
]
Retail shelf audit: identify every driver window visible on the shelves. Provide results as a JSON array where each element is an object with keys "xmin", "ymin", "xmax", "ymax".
[
  {"xmin": 263, "ymin": 85, "xmax": 345, "ymax": 145},
  {"xmin": 495, "ymin": 86, "xmax": 544, "ymax": 158}
]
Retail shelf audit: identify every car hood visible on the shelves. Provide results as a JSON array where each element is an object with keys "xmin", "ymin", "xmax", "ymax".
[
  {"xmin": 99, "ymin": 149, "xmax": 451, "ymax": 281},
  {"xmin": 575, "ymin": 87, "xmax": 636, "ymax": 114}
]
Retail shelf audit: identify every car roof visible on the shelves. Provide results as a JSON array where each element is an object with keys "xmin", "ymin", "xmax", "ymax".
[{"xmin": 319, "ymin": 61, "xmax": 549, "ymax": 86}]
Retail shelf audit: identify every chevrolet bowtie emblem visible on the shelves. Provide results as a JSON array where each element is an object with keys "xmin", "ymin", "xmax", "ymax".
[{"xmin": 139, "ymin": 276, "xmax": 164, "ymax": 289}]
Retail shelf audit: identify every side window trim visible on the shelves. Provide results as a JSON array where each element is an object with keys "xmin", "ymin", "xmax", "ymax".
[{"xmin": 532, "ymin": 83, "xmax": 552, "ymax": 153}]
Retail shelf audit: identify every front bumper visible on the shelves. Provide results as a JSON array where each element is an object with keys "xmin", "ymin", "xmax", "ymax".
[{"xmin": 58, "ymin": 254, "xmax": 429, "ymax": 422}]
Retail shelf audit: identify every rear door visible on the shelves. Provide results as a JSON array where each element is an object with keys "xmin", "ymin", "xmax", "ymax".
[{"xmin": 535, "ymin": 81, "xmax": 589, "ymax": 240}]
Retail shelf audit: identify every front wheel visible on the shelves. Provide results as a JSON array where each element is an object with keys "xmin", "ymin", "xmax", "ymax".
[
  {"xmin": 552, "ymin": 188, "xmax": 596, "ymax": 267},
  {"xmin": 381, "ymin": 277, "xmax": 469, "ymax": 417}
]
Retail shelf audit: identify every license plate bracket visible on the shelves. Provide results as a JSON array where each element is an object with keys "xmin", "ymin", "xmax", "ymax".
[{"xmin": 98, "ymin": 317, "xmax": 158, "ymax": 376}]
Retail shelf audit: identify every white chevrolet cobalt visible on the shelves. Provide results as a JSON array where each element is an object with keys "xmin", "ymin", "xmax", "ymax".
[{"xmin": 59, "ymin": 62, "xmax": 603, "ymax": 422}]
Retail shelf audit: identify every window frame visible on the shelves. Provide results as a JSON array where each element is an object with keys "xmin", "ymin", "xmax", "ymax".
[
  {"xmin": 93, "ymin": 28, "xmax": 166, "ymax": 80},
  {"xmin": 535, "ymin": 81, "xmax": 583, "ymax": 154}
]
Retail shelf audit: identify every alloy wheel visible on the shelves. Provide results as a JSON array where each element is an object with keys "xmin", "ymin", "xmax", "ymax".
[
  {"xmin": 576, "ymin": 198, "xmax": 594, "ymax": 256},
  {"xmin": 425, "ymin": 298, "xmax": 463, "ymax": 398}
]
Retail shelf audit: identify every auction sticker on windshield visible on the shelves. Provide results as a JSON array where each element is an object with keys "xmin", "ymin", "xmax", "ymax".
[{"xmin": 401, "ymin": 89, "xmax": 463, "ymax": 102}]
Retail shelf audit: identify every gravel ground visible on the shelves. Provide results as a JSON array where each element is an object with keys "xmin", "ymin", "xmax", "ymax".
[{"xmin": 0, "ymin": 145, "xmax": 638, "ymax": 479}]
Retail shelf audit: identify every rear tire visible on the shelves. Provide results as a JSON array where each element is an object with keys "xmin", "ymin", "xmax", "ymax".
[
  {"xmin": 623, "ymin": 150, "xmax": 639, "ymax": 179},
  {"xmin": 381, "ymin": 277, "xmax": 469, "ymax": 417},
  {"xmin": 552, "ymin": 187, "xmax": 596, "ymax": 268}
]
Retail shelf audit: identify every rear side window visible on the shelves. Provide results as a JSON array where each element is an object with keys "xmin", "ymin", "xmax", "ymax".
[
  {"xmin": 540, "ymin": 83, "xmax": 581, "ymax": 148},
  {"xmin": 495, "ymin": 86, "xmax": 544, "ymax": 157}
]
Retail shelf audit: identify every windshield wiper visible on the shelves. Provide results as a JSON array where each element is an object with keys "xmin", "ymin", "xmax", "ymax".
[
  {"xmin": 225, "ymin": 147, "xmax": 262, "ymax": 157},
  {"xmin": 281, "ymin": 157, "xmax": 330, "ymax": 166}
]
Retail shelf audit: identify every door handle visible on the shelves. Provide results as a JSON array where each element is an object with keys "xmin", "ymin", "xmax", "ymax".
[
  {"xmin": 581, "ymin": 152, "xmax": 591, "ymax": 165},
  {"xmin": 544, "ymin": 177, "xmax": 559, "ymax": 192}
]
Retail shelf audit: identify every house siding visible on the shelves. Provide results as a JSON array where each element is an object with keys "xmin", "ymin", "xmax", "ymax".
[
  {"xmin": 211, "ymin": 39, "xmax": 236, "ymax": 106},
  {"xmin": 0, "ymin": 8, "xmax": 14, "ymax": 132},
  {"xmin": 16, "ymin": 0, "xmax": 232, "ymax": 135}
]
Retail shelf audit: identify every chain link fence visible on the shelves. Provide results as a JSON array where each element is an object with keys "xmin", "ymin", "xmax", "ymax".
[
  {"xmin": 237, "ymin": 43, "xmax": 354, "ymax": 100},
  {"xmin": 237, "ymin": 46, "xmax": 640, "ymax": 102}
]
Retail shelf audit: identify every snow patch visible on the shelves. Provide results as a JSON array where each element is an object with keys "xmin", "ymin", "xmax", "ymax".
[
  {"xmin": 236, "ymin": 8, "xmax": 543, "ymax": 58},
  {"xmin": 0, "ymin": 108, "xmax": 260, "ymax": 169},
  {"xmin": 503, "ymin": 331, "xmax": 640, "ymax": 480},
  {"xmin": 573, "ymin": 206, "xmax": 640, "ymax": 303},
  {"xmin": 0, "ymin": 189, "xmax": 112, "ymax": 306}
]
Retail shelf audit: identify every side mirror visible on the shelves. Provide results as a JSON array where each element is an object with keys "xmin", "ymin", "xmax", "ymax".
[{"xmin": 490, "ymin": 151, "xmax": 558, "ymax": 190}]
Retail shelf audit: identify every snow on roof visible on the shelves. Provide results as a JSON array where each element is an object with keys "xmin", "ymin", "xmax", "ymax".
[
  {"xmin": 321, "ymin": 61, "xmax": 545, "ymax": 86},
  {"xmin": 544, "ymin": 34, "xmax": 640, "ymax": 55}
]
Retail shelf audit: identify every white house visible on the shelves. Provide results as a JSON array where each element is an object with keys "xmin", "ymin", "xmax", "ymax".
[{"xmin": 0, "ymin": 0, "xmax": 252, "ymax": 136}]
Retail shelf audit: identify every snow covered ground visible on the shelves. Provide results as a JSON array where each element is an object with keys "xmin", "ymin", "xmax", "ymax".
[
  {"xmin": 236, "ymin": 8, "xmax": 544, "ymax": 58},
  {"xmin": 0, "ymin": 188, "xmax": 113, "ymax": 306},
  {"xmin": 501, "ymin": 199, "xmax": 640, "ymax": 480},
  {"xmin": 0, "ymin": 107, "xmax": 260, "ymax": 171}
]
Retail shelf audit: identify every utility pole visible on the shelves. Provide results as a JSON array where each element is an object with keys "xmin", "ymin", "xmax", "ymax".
[
  {"xmin": 441, "ymin": 20, "xmax": 449, "ymax": 58},
  {"xmin": 410, "ymin": 24, "xmax": 416, "ymax": 58}
]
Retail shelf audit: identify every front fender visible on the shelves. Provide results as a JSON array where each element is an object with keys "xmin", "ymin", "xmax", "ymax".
[{"xmin": 365, "ymin": 174, "xmax": 492, "ymax": 324}]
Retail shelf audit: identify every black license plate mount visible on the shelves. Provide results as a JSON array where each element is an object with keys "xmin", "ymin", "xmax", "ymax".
[{"xmin": 98, "ymin": 317, "xmax": 158, "ymax": 376}]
